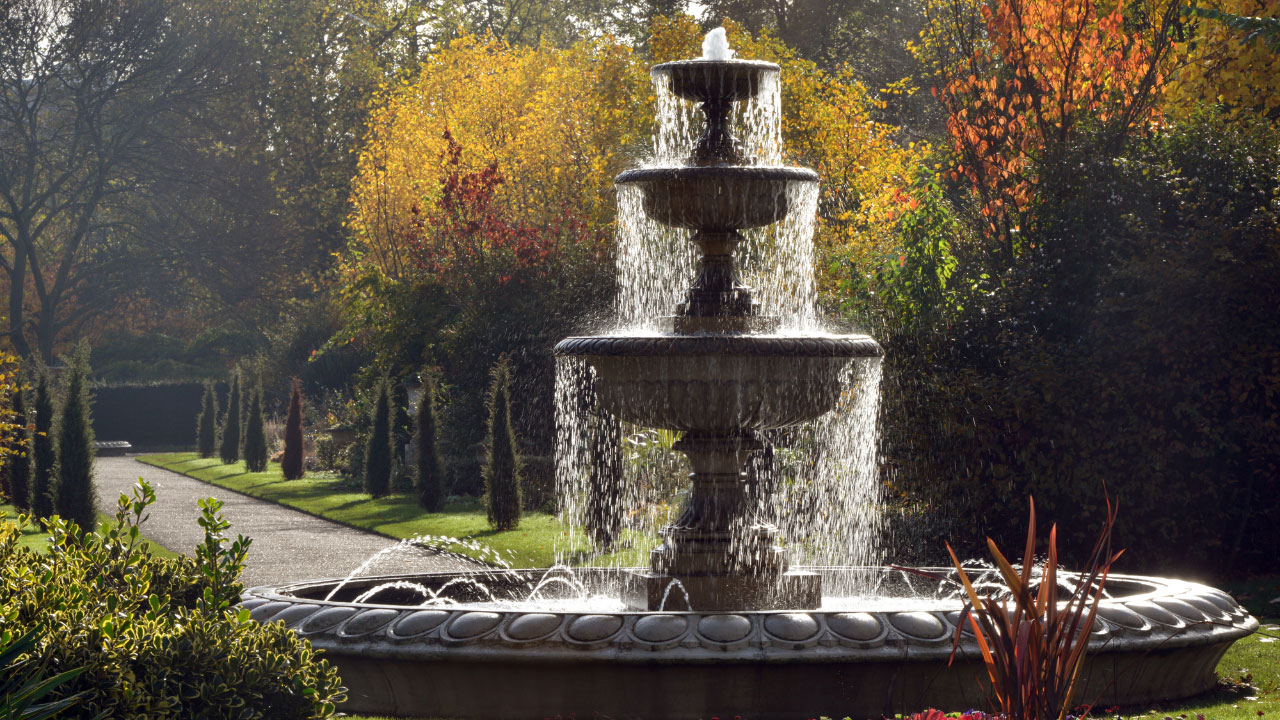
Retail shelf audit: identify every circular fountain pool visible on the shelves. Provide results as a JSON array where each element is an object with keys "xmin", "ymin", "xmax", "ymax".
[{"xmin": 242, "ymin": 566, "xmax": 1257, "ymax": 719}]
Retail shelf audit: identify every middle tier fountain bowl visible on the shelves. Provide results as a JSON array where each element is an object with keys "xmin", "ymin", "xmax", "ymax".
[
  {"xmin": 553, "ymin": 334, "xmax": 881, "ymax": 431},
  {"xmin": 241, "ymin": 566, "xmax": 1259, "ymax": 719}
]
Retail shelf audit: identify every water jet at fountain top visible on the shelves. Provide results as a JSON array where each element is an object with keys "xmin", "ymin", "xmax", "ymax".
[{"xmin": 702, "ymin": 27, "xmax": 734, "ymax": 60}]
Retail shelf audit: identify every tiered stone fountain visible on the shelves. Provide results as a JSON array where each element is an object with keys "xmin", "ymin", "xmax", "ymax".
[
  {"xmin": 241, "ymin": 31, "xmax": 1257, "ymax": 720},
  {"xmin": 556, "ymin": 42, "xmax": 880, "ymax": 612}
]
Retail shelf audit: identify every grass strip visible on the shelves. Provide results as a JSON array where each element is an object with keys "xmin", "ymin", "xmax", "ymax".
[
  {"xmin": 138, "ymin": 452, "xmax": 649, "ymax": 568},
  {"xmin": 1, "ymin": 501, "xmax": 180, "ymax": 559}
]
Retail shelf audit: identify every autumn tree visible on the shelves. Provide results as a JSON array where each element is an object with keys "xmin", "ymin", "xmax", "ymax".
[
  {"xmin": 1166, "ymin": 1, "xmax": 1280, "ymax": 120},
  {"xmin": 1, "ymin": 362, "xmax": 30, "ymax": 510},
  {"xmin": 914, "ymin": 0, "xmax": 1178, "ymax": 261},
  {"xmin": 0, "ymin": 0, "xmax": 235, "ymax": 362},
  {"xmin": 340, "ymin": 22, "xmax": 920, "ymax": 481}
]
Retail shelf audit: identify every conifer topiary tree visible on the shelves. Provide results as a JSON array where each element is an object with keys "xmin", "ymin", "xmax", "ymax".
[
  {"xmin": 31, "ymin": 371, "xmax": 55, "ymax": 518},
  {"xmin": 483, "ymin": 357, "xmax": 522, "ymax": 530},
  {"xmin": 281, "ymin": 381, "xmax": 305, "ymax": 480},
  {"xmin": 54, "ymin": 344, "xmax": 97, "ymax": 532},
  {"xmin": 7, "ymin": 386, "xmax": 31, "ymax": 511},
  {"xmin": 196, "ymin": 381, "xmax": 218, "ymax": 458},
  {"xmin": 218, "ymin": 374, "xmax": 241, "ymax": 464},
  {"xmin": 242, "ymin": 386, "xmax": 269, "ymax": 473},
  {"xmin": 364, "ymin": 380, "xmax": 393, "ymax": 498},
  {"xmin": 414, "ymin": 372, "xmax": 445, "ymax": 512}
]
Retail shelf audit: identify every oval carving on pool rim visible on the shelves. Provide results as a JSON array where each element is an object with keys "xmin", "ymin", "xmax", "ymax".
[
  {"xmin": 1154, "ymin": 598, "xmax": 1207, "ymax": 623},
  {"xmin": 889, "ymin": 612, "xmax": 947, "ymax": 640},
  {"xmin": 506, "ymin": 613, "xmax": 563, "ymax": 641},
  {"xmin": 299, "ymin": 606, "xmax": 357, "ymax": 634},
  {"xmin": 1127, "ymin": 600, "xmax": 1181, "ymax": 627},
  {"xmin": 633, "ymin": 615, "xmax": 688, "ymax": 643},
  {"xmin": 698, "ymin": 615, "xmax": 752, "ymax": 643},
  {"xmin": 342, "ymin": 608, "xmax": 401, "ymax": 636},
  {"xmin": 449, "ymin": 612, "xmax": 503, "ymax": 639},
  {"xmin": 764, "ymin": 613, "xmax": 819, "ymax": 642},
  {"xmin": 269, "ymin": 604, "xmax": 320, "ymax": 628},
  {"xmin": 392, "ymin": 611, "xmax": 451, "ymax": 638},
  {"xmin": 568, "ymin": 615, "xmax": 625, "ymax": 642},
  {"xmin": 828, "ymin": 612, "xmax": 883, "ymax": 641}
]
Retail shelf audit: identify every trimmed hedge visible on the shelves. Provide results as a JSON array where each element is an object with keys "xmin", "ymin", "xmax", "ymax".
[{"xmin": 92, "ymin": 382, "xmax": 226, "ymax": 451}]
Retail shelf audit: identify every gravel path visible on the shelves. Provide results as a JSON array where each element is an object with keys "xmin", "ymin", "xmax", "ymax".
[{"xmin": 93, "ymin": 456, "xmax": 480, "ymax": 588}]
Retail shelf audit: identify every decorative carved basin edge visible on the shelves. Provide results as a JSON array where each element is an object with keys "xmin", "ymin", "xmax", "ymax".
[
  {"xmin": 241, "ymin": 568, "xmax": 1257, "ymax": 664},
  {"xmin": 554, "ymin": 335, "xmax": 883, "ymax": 358}
]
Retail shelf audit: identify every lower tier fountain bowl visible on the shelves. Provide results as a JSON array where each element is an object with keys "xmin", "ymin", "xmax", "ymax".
[{"xmin": 241, "ymin": 566, "xmax": 1257, "ymax": 719}]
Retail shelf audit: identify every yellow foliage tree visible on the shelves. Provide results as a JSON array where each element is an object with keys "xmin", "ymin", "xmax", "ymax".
[
  {"xmin": 345, "ymin": 17, "xmax": 922, "ymax": 324},
  {"xmin": 346, "ymin": 36, "xmax": 651, "ymax": 286},
  {"xmin": 1165, "ymin": 0, "xmax": 1280, "ymax": 120}
]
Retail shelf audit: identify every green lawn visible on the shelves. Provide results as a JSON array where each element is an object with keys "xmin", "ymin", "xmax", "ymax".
[
  {"xmin": 138, "ymin": 452, "xmax": 649, "ymax": 568},
  {"xmin": 1, "ymin": 501, "xmax": 180, "ymax": 559}
]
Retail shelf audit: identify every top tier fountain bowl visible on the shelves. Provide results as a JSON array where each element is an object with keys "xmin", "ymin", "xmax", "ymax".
[{"xmin": 241, "ymin": 31, "xmax": 1257, "ymax": 720}]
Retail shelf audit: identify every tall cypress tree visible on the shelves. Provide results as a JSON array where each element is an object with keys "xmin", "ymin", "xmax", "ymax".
[
  {"xmin": 7, "ymin": 387, "xmax": 31, "ymax": 511},
  {"xmin": 281, "ymin": 381, "xmax": 305, "ymax": 480},
  {"xmin": 483, "ymin": 357, "xmax": 522, "ymax": 531},
  {"xmin": 31, "ymin": 372, "xmax": 55, "ymax": 518},
  {"xmin": 54, "ymin": 344, "xmax": 97, "ymax": 532},
  {"xmin": 414, "ymin": 373, "xmax": 445, "ymax": 512},
  {"xmin": 218, "ymin": 374, "xmax": 241, "ymax": 464},
  {"xmin": 364, "ymin": 380, "xmax": 393, "ymax": 498},
  {"xmin": 196, "ymin": 381, "xmax": 219, "ymax": 458},
  {"xmin": 242, "ymin": 385, "xmax": 269, "ymax": 473}
]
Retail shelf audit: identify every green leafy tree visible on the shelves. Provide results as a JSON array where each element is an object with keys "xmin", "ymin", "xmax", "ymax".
[
  {"xmin": 31, "ymin": 372, "xmax": 55, "ymax": 519},
  {"xmin": 54, "ymin": 344, "xmax": 96, "ymax": 532},
  {"xmin": 6, "ymin": 387, "xmax": 30, "ymax": 510},
  {"xmin": 414, "ymin": 373, "xmax": 445, "ymax": 511},
  {"xmin": 218, "ymin": 375, "xmax": 241, "ymax": 464},
  {"xmin": 196, "ymin": 382, "xmax": 218, "ymax": 458},
  {"xmin": 242, "ymin": 386, "xmax": 269, "ymax": 473},
  {"xmin": 281, "ymin": 381, "xmax": 305, "ymax": 480},
  {"xmin": 364, "ymin": 380, "xmax": 393, "ymax": 498},
  {"xmin": 483, "ymin": 357, "xmax": 522, "ymax": 530}
]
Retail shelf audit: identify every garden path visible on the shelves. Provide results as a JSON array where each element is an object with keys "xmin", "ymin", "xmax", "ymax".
[{"xmin": 93, "ymin": 456, "xmax": 480, "ymax": 588}]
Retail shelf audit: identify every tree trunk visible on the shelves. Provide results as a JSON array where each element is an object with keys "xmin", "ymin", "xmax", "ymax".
[{"xmin": 7, "ymin": 243, "xmax": 32, "ymax": 360}]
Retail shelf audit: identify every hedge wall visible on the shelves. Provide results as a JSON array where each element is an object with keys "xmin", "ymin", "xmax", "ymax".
[{"xmin": 91, "ymin": 382, "xmax": 226, "ymax": 451}]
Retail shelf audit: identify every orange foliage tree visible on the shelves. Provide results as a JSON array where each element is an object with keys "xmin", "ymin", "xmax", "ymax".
[{"xmin": 916, "ymin": 0, "xmax": 1177, "ymax": 263}]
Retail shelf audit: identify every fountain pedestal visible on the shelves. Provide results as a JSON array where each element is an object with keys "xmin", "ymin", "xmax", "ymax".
[{"xmin": 620, "ymin": 432, "xmax": 821, "ymax": 610}]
